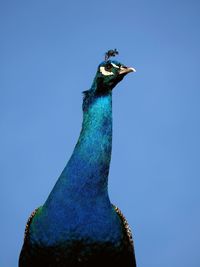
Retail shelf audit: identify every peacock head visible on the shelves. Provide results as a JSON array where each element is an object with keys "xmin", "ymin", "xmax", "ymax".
[
  {"xmin": 82, "ymin": 50, "xmax": 136, "ymax": 110},
  {"xmin": 94, "ymin": 60, "xmax": 136, "ymax": 92},
  {"xmin": 91, "ymin": 49, "xmax": 136, "ymax": 93}
]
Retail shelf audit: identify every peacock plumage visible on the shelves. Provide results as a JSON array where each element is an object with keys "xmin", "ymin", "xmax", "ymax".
[{"xmin": 19, "ymin": 51, "xmax": 137, "ymax": 267}]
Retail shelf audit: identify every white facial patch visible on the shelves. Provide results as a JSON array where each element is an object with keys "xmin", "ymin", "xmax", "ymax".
[
  {"xmin": 111, "ymin": 63, "xmax": 120, "ymax": 69},
  {"xmin": 99, "ymin": 66, "xmax": 114, "ymax": 76}
]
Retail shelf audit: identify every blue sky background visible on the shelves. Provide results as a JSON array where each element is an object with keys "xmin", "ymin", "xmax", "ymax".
[{"xmin": 1, "ymin": 1, "xmax": 200, "ymax": 266}]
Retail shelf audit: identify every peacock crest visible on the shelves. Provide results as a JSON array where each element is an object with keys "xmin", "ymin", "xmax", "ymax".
[{"xmin": 105, "ymin": 49, "xmax": 119, "ymax": 61}]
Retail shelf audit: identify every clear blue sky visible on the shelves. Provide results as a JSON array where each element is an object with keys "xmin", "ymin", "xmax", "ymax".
[{"xmin": 1, "ymin": 1, "xmax": 200, "ymax": 266}]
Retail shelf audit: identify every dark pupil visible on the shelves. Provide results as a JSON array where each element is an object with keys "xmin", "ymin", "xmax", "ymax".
[{"xmin": 105, "ymin": 64, "xmax": 112, "ymax": 71}]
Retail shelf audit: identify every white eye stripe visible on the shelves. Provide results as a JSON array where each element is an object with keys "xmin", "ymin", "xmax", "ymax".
[
  {"xmin": 99, "ymin": 66, "xmax": 114, "ymax": 76},
  {"xmin": 111, "ymin": 63, "xmax": 120, "ymax": 69}
]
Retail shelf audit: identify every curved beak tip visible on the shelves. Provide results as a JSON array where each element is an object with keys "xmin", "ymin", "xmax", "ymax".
[
  {"xmin": 119, "ymin": 66, "xmax": 136, "ymax": 75},
  {"xmin": 130, "ymin": 67, "xmax": 136, "ymax": 72}
]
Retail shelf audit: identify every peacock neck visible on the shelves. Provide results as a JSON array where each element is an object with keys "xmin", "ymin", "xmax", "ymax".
[
  {"xmin": 31, "ymin": 90, "xmax": 123, "ymax": 246},
  {"xmin": 45, "ymin": 91, "xmax": 113, "ymax": 207},
  {"xmin": 73, "ymin": 91, "xmax": 113, "ymax": 194}
]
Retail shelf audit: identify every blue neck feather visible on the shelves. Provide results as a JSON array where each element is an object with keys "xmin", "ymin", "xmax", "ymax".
[
  {"xmin": 45, "ymin": 90, "xmax": 112, "ymax": 205},
  {"xmin": 30, "ymin": 88, "xmax": 123, "ymax": 245}
]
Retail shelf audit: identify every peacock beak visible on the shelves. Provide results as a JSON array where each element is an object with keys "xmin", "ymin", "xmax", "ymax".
[{"xmin": 119, "ymin": 66, "xmax": 136, "ymax": 75}]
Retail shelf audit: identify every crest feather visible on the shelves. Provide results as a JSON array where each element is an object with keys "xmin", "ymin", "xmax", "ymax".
[{"xmin": 105, "ymin": 49, "xmax": 119, "ymax": 61}]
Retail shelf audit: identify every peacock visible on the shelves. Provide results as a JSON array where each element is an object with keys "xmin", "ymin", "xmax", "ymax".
[{"xmin": 19, "ymin": 50, "xmax": 137, "ymax": 267}]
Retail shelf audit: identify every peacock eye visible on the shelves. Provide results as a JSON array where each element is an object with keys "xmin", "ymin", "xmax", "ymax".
[{"xmin": 105, "ymin": 64, "xmax": 113, "ymax": 71}]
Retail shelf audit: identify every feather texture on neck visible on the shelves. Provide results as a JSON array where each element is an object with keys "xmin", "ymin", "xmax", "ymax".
[
  {"xmin": 29, "ymin": 91, "xmax": 120, "ymax": 246},
  {"xmin": 46, "ymin": 91, "xmax": 112, "ymax": 204}
]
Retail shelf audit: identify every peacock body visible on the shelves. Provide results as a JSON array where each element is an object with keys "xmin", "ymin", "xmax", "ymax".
[{"xmin": 19, "ymin": 53, "xmax": 137, "ymax": 267}]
